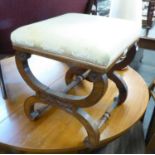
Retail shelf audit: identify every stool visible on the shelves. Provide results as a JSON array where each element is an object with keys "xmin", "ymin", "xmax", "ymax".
[{"xmin": 11, "ymin": 13, "xmax": 141, "ymax": 147}]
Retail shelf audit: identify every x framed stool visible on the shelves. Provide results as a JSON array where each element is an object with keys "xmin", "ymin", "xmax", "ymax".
[{"xmin": 11, "ymin": 13, "xmax": 141, "ymax": 147}]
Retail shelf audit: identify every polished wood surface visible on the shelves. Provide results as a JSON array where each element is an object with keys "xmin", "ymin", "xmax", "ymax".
[{"xmin": 0, "ymin": 56, "xmax": 149, "ymax": 153}]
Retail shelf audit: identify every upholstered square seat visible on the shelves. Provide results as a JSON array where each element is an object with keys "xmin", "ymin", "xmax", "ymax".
[{"xmin": 11, "ymin": 13, "xmax": 141, "ymax": 71}]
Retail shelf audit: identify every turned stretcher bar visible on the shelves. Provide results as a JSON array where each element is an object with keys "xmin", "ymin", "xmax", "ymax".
[{"xmin": 11, "ymin": 13, "xmax": 141, "ymax": 147}]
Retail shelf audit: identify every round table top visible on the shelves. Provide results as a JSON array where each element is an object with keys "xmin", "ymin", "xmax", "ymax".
[{"xmin": 0, "ymin": 56, "xmax": 149, "ymax": 153}]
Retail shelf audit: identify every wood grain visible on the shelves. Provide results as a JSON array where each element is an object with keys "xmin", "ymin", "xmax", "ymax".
[{"xmin": 0, "ymin": 56, "xmax": 149, "ymax": 153}]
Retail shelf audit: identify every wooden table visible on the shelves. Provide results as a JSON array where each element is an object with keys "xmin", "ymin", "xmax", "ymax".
[{"xmin": 0, "ymin": 56, "xmax": 149, "ymax": 153}]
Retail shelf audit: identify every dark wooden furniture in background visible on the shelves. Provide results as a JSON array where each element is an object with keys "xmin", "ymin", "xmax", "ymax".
[
  {"xmin": 143, "ymin": 0, "xmax": 155, "ymax": 35},
  {"xmin": 0, "ymin": 0, "xmax": 97, "ymax": 99}
]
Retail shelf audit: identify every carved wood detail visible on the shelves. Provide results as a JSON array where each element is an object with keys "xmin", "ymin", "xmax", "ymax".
[
  {"xmin": 110, "ymin": 44, "xmax": 137, "ymax": 71},
  {"xmin": 15, "ymin": 45, "xmax": 132, "ymax": 147}
]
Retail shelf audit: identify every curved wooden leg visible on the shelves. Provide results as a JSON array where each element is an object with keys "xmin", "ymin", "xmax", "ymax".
[
  {"xmin": 73, "ymin": 108, "xmax": 100, "ymax": 147},
  {"xmin": 15, "ymin": 52, "xmax": 108, "ymax": 108},
  {"xmin": 24, "ymin": 95, "xmax": 52, "ymax": 121},
  {"xmin": 65, "ymin": 67, "xmax": 86, "ymax": 85},
  {"xmin": 108, "ymin": 72, "xmax": 128, "ymax": 105},
  {"xmin": 103, "ymin": 45, "xmax": 135, "ymax": 105},
  {"xmin": 15, "ymin": 52, "xmax": 115, "ymax": 147},
  {"xmin": 24, "ymin": 95, "xmax": 100, "ymax": 146},
  {"xmin": 24, "ymin": 96, "xmax": 41, "ymax": 120},
  {"xmin": 25, "ymin": 95, "xmax": 100, "ymax": 146},
  {"xmin": 111, "ymin": 44, "xmax": 137, "ymax": 71}
]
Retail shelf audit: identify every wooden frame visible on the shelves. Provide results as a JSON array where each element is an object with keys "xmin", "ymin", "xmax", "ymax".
[{"xmin": 13, "ymin": 42, "xmax": 137, "ymax": 147}]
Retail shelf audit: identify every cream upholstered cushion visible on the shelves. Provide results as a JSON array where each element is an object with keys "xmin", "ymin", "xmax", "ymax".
[{"xmin": 11, "ymin": 13, "xmax": 141, "ymax": 67}]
